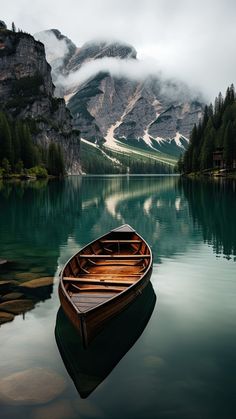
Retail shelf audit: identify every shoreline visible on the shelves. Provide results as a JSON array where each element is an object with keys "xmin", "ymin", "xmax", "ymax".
[{"xmin": 183, "ymin": 169, "xmax": 236, "ymax": 180}]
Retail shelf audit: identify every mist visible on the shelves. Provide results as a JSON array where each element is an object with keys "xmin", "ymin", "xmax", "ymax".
[
  {"xmin": 56, "ymin": 56, "xmax": 199, "ymax": 104},
  {"xmin": 2, "ymin": 0, "xmax": 236, "ymax": 100}
]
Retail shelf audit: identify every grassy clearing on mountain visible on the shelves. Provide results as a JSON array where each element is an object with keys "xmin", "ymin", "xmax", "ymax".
[{"xmin": 81, "ymin": 139, "xmax": 174, "ymax": 174}]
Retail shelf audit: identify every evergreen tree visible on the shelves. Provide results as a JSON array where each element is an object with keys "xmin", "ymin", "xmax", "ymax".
[
  {"xmin": 47, "ymin": 142, "xmax": 65, "ymax": 176},
  {"xmin": 19, "ymin": 123, "xmax": 35, "ymax": 168},
  {"xmin": 12, "ymin": 122, "xmax": 21, "ymax": 166},
  {"xmin": 1, "ymin": 158, "xmax": 11, "ymax": 175},
  {"xmin": 200, "ymin": 119, "xmax": 215, "ymax": 170},
  {"xmin": 0, "ymin": 112, "xmax": 13, "ymax": 164},
  {"xmin": 15, "ymin": 160, "xmax": 24, "ymax": 174},
  {"xmin": 180, "ymin": 84, "xmax": 236, "ymax": 173},
  {"xmin": 223, "ymin": 121, "xmax": 234, "ymax": 167}
]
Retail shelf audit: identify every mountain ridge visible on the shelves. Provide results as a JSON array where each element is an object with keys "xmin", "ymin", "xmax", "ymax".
[
  {"xmin": 0, "ymin": 25, "xmax": 81, "ymax": 173},
  {"xmin": 36, "ymin": 29, "xmax": 205, "ymax": 166}
]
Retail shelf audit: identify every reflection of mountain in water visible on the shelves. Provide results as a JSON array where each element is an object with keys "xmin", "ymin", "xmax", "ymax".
[
  {"xmin": 55, "ymin": 282, "xmax": 156, "ymax": 398},
  {"xmin": 180, "ymin": 178, "xmax": 236, "ymax": 259},
  {"xmin": 0, "ymin": 174, "xmax": 202, "ymax": 324},
  {"xmin": 73, "ymin": 176, "xmax": 195, "ymax": 263}
]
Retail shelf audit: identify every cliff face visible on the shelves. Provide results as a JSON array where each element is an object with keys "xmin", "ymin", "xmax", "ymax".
[
  {"xmin": 36, "ymin": 30, "xmax": 205, "ymax": 159},
  {"xmin": 0, "ymin": 28, "xmax": 81, "ymax": 174}
]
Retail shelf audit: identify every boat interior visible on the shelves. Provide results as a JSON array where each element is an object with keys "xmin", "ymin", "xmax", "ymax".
[{"xmin": 62, "ymin": 230, "xmax": 151, "ymax": 312}]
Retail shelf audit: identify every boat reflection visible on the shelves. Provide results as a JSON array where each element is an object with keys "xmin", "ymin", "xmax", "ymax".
[{"xmin": 55, "ymin": 281, "xmax": 156, "ymax": 398}]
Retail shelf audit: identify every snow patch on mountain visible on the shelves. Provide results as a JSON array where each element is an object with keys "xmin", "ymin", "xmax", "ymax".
[
  {"xmin": 104, "ymin": 120, "xmax": 125, "ymax": 151},
  {"xmin": 174, "ymin": 132, "xmax": 189, "ymax": 148}
]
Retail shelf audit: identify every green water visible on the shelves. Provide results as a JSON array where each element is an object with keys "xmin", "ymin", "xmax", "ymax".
[{"xmin": 0, "ymin": 176, "xmax": 235, "ymax": 419}]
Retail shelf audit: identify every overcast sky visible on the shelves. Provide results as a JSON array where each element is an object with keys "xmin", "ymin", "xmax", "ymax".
[{"xmin": 2, "ymin": 0, "xmax": 236, "ymax": 100}]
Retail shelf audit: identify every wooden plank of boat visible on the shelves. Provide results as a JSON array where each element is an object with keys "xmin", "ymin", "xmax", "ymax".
[
  {"xmin": 78, "ymin": 254, "xmax": 151, "ymax": 259},
  {"xmin": 100, "ymin": 240, "xmax": 142, "ymax": 243},
  {"xmin": 59, "ymin": 224, "xmax": 153, "ymax": 347},
  {"xmin": 63, "ymin": 277, "xmax": 137, "ymax": 286}
]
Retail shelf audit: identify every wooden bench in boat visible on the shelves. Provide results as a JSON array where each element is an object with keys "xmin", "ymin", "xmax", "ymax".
[
  {"xmin": 63, "ymin": 277, "xmax": 136, "ymax": 286},
  {"xmin": 100, "ymin": 240, "xmax": 142, "ymax": 244},
  {"xmin": 70, "ymin": 283, "xmax": 125, "ymax": 293},
  {"xmin": 73, "ymin": 273, "xmax": 141, "ymax": 276},
  {"xmin": 79, "ymin": 254, "xmax": 151, "ymax": 259}
]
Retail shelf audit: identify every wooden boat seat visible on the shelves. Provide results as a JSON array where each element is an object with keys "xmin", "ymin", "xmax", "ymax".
[
  {"xmin": 100, "ymin": 240, "xmax": 142, "ymax": 243},
  {"xmin": 75, "ymin": 273, "xmax": 141, "ymax": 277},
  {"xmin": 79, "ymin": 254, "xmax": 151, "ymax": 259},
  {"xmin": 71, "ymin": 284, "xmax": 124, "ymax": 293},
  {"xmin": 63, "ymin": 277, "xmax": 136, "ymax": 286}
]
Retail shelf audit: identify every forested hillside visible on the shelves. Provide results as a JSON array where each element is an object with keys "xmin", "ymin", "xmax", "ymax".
[
  {"xmin": 178, "ymin": 84, "xmax": 236, "ymax": 173},
  {"xmin": 0, "ymin": 111, "xmax": 65, "ymax": 177}
]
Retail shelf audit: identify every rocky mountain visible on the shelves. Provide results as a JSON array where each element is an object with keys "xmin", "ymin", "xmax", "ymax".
[
  {"xmin": 36, "ymin": 29, "xmax": 205, "ymax": 164},
  {"xmin": 0, "ymin": 25, "xmax": 81, "ymax": 174}
]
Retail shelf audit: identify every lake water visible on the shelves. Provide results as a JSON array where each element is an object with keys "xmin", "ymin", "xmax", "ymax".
[{"xmin": 0, "ymin": 175, "xmax": 235, "ymax": 419}]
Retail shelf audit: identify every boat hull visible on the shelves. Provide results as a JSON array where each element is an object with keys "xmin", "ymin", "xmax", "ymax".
[
  {"xmin": 59, "ymin": 266, "xmax": 152, "ymax": 346},
  {"xmin": 59, "ymin": 224, "xmax": 153, "ymax": 347}
]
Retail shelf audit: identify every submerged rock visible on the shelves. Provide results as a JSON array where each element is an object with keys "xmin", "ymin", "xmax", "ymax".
[
  {"xmin": 0, "ymin": 311, "xmax": 15, "ymax": 325},
  {"xmin": 15, "ymin": 272, "xmax": 41, "ymax": 281},
  {"xmin": 0, "ymin": 299, "xmax": 35, "ymax": 314},
  {"xmin": 0, "ymin": 280, "xmax": 19, "ymax": 293},
  {"xmin": 32, "ymin": 399, "xmax": 75, "ymax": 419},
  {"xmin": 30, "ymin": 267, "xmax": 48, "ymax": 273},
  {"xmin": 20, "ymin": 277, "xmax": 54, "ymax": 288},
  {"xmin": 0, "ymin": 368, "xmax": 67, "ymax": 405},
  {"xmin": 1, "ymin": 292, "xmax": 24, "ymax": 302}
]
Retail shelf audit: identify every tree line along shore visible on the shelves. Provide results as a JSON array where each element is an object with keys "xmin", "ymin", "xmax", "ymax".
[
  {"xmin": 0, "ymin": 111, "xmax": 65, "ymax": 179},
  {"xmin": 177, "ymin": 84, "xmax": 236, "ymax": 178}
]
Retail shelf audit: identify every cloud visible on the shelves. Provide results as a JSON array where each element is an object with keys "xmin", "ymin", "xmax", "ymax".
[
  {"xmin": 57, "ymin": 56, "xmax": 199, "ymax": 103},
  {"xmin": 34, "ymin": 30, "xmax": 200, "ymax": 101},
  {"xmin": 34, "ymin": 30, "xmax": 70, "ymax": 66},
  {"xmin": 2, "ymin": 0, "xmax": 236, "ymax": 100},
  {"xmin": 59, "ymin": 57, "xmax": 160, "ymax": 87}
]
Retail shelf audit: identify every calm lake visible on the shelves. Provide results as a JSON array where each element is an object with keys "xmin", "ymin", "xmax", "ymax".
[{"xmin": 0, "ymin": 175, "xmax": 235, "ymax": 419}]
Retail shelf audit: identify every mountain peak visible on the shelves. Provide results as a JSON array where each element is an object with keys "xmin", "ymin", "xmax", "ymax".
[
  {"xmin": 34, "ymin": 29, "xmax": 76, "ymax": 70},
  {"xmin": 80, "ymin": 39, "xmax": 137, "ymax": 60}
]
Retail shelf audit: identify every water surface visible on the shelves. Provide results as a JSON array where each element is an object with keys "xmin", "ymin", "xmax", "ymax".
[{"xmin": 0, "ymin": 176, "xmax": 235, "ymax": 419}]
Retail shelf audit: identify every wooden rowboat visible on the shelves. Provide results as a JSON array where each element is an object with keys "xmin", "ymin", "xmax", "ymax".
[{"xmin": 59, "ymin": 224, "xmax": 153, "ymax": 347}]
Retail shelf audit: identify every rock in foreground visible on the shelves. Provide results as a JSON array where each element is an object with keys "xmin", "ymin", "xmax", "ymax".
[
  {"xmin": 0, "ymin": 299, "xmax": 35, "ymax": 314},
  {"xmin": 0, "ymin": 368, "xmax": 67, "ymax": 405},
  {"xmin": 19, "ymin": 277, "xmax": 54, "ymax": 288},
  {"xmin": 0, "ymin": 311, "xmax": 15, "ymax": 325}
]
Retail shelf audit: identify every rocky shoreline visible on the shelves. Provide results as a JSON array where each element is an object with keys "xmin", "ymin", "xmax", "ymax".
[
  {"xmin": 185, "ymin": 168, "xmax": 236, "ymax": 180},
  {"xmin": 0, "ymin": 259, "xmax": 54, "ymax": 326}
]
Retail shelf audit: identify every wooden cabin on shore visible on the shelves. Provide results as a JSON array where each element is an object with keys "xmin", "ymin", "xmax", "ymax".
[{"xmin": 213, "ymin": 147, "xmax": 236, "ymax": 169}]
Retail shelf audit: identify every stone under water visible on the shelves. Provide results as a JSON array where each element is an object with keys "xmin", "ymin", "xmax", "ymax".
[
  {"xmin": 0, "ymin": 368, "xmax": 67, "ymax": 405},
  {"xmin": 0, "ymin": 299, "xmax": 35, "ymax": 314},
  {"xmin": 32, "ymin": 399, "xmax": 76, "ymax": 419},
  {"xmin": 15, "ymin": 272, "xmax": 41, "ymax": 281},
  {"xmin": 0, "ymin": 280, "xmax": 19, "ymax": 292},
  {"xmin": 1, "ymin": 292, "xmax": 25, "ymax": 302},
  {"xmin": 19, "ymin": 276, "xmax": 54, "ymax": 288},
  {"xmin": 0, "ymin": 311, "xmax": 14, "ymax": 325}
]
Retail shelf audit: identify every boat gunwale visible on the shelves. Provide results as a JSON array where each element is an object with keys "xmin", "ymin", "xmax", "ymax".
[{"xmin": 59, "ymin": 225, "xmax": 153, "ymax": 316}]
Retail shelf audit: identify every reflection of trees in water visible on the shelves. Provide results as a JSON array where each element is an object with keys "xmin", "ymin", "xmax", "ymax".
[
  {"xmin": 4, "ymin": 174, "xmax": 229, "ymax": 275},
  {"xmin": 179, "ymin": 178, "xmax": 236, "ymax": 259},
  {"xmin": 0, "ymin": 178, "xmax": 84, "ymax": 323},
  {"xmin": 0, "ymin": 178, "xmax": 82, "ymax": 270}
]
